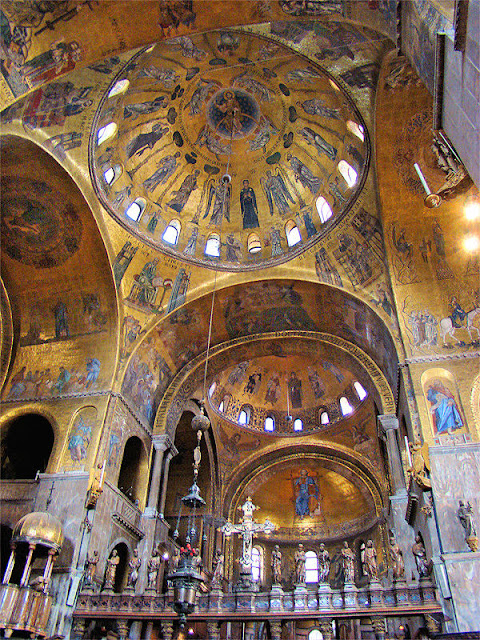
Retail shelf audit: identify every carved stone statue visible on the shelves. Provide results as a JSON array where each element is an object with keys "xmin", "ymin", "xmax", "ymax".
[
  {"xmin": 408, "ymin": 440, "xmax": 431, "ymax": 490},
  {"xmin": 271, "ymin": 545, "xmax": 282, "ymax": 585},
  {"xmin": 361, "ymin": 539, "xmax": 378, "ymax": 580},
  {"xmin": 457, "ymin": 500, "xmax": 478, "ymax": 551},
  {"xmin": 84, "ymin": 550, "xmax": 99, "ymax": 587},
  {"xmin": 318, "ymin": 543, "xmax": 330, "ymax": 583},
  {"xmin": 104, "ymin": 549, "xmax": 120, "ymax": 591},
  {"xmin": 294, "ymin": 544, "xmax": 306, "ymax": 584},
  {"xmin": 211, "ymin": 549, "xmax": 224, "ymax": 587},
  {"xmin": 147, "ymin": 549, "xmax": 161, "ymax": 591},
  {"xmin": 389, "ymin": 535, "xmax": 405, "ymax": 581},
  {"xmin": 126, "ymin": 548, "xmax": 141, "ymax": 590},
  {"xmin": 341, "ymin": 541, "xmax": 355, "ymax": 584},
  {"xmin": 412, "ymin": 534, "xmax": 429, "ymax": 578}
]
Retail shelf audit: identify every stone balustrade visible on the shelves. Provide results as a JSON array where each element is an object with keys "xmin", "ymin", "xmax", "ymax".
[{"xmin": 74, "ymin": 579, "xmax": 441, "ymax": 624}]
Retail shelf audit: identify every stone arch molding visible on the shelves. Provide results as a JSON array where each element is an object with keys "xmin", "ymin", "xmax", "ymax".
[{"xmin": 152, "ymin": 330, "xmax": 395, "ymax": 438}]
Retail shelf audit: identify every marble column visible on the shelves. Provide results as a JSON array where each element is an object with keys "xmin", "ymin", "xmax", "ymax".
[
  {"xmin": 371, "ymin": 616, "xmax": 386, "ymax": 640},
  {"xmin": 145, "ymin": 435, "xmax": 171, "ymax": 517},
  {"xmin": 2, "ymin": 543, "xmax": 16, "ymax": 584},
  {"xmin": 20, "ymin": 543, "xmax": 36, "ymax": 586},
  {"xmin": 160, "ymin": 620, "xmax": 174, "ymax": 640},
  {"xmin": 319, "ymin": 619, "xmax": 333, "ymax": 640},
  {"xmin": 159, "ymin": 446, "xmax": 178, "ymax": 519},
  {"xmin": 207, "ymin": 620, "xmax": 221, "ymax": 640},
  {"xmin": 378, "ymin": 414, "xmax": 407, "ymax": 496},
  {"xmin": 270, "ymin": 619, "xmax": 282, "ymax": 640}
]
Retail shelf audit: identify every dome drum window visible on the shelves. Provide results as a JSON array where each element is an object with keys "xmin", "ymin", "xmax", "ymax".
[
  {"xmin": 125, "ymin": 198, "xmax": 146, "ymax": 222},
  {"xmin": 163, "ymin": 219, "xmax": 181, "ymax": 245},
  {"xmin": 97, "ymin": 122, "xmax": 117, "ymax": 146}
]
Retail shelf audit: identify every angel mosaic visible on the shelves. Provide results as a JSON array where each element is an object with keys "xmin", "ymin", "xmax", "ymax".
[
  {"xmin": 217, "ymin": 426, "xmax": 261, "ymax": 460},
  {"xmin": 261, "ymin": 169, "xmax": 295, "ymax": 216},
  {"xmin": 203, "ymin": 177, "xmax": 231, "ymax": 226}
]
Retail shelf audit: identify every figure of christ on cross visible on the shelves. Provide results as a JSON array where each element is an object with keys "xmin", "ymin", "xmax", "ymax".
[{"xmin": 220, "ymin": 496, "xmax": 275, "ymax": 591}]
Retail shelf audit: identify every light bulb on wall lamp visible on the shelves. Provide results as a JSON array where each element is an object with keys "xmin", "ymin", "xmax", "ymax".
[
  {"xmin": 463, "ymin": 235, "xmax": 479, "ymax": 252},
  {"xmin": 464, "ymin": 193, "xmax": 480, "ymax": 220}
]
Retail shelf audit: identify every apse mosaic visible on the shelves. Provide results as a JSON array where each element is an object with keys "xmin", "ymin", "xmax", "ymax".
[
  {"xmin": 90, "ymin": 29, "xmax": 370, "ymax": 270},
  {"xmin": 241, "ymin": 457, "xmax": 377, "ymax": 541}
]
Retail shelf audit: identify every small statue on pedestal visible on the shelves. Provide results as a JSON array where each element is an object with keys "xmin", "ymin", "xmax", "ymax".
[
  {"xmin": 361, "ymin": 539, "xmax": 378, "ymax": 581},
  {"xmin": 126, "ymin": 548, "xmax": 141, "ymax": 591},
  {"xmin": 146, "ymin": 549, "xmax": 160, "ymax": 592},
  {"xmin": 318, "ymin": 543, "xmax": 330, "ymax": 583},
  {"xmin": 294, "ymin": 544, "xmax": 306, "ymax": 584},
  {"xmin": 341, "ymin": 541, "xmax": 355, "ymax": 584},
  {"xmin": 271, "ymin": 545, "xmax": 282, "ymax": 585},
  {"xmin": 389, "ymin": 535, "xmax": 405, "ymax": 581},
  {"xmin": 408, "ymin": 440, "xmax": 431, "ymax": 490},
  {"xmin": 211, "ymin": 549, "xmax": 224, "ymax": 588},
  {"xmin": 457, "ymin": 500, "xmax": 479, "ymax": 552},
  {"xmin": 103, "ymin": 549, "xmax": 120, "ymax": 591},
  {"xmin": 412, "ymin": 534, "xmax": 430, "ymax": 578},
  {"xmin": 84, "ymin": 550, "xmax": 99, "ymax": 589}
]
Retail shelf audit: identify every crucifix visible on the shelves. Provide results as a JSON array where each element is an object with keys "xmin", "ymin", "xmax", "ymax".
[{"xmin": 221, "ymin": 496, "xmax": 275, "ymax": 590}]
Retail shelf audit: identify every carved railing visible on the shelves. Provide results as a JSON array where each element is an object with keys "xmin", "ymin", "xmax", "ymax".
[{"xmin": 74, "ymin": 580, "xmax": 441, "ymax": 621}]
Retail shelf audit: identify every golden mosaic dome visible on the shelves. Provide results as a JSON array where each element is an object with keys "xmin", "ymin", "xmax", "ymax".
[
  {"xmin": 13, "ymin": 511, "xmax": 64, "ymax": 550},
  {"xmin": 90, "ymin": 30, "xmax": 370, "ymax": 270}
]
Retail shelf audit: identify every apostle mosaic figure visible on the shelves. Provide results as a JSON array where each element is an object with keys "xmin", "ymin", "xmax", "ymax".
[
  {"xmin": 167, "ymin": 170, "xmax": 200, "ymax": 212},
  {"xmin": 143, "ymin": 152, "xmax": 181, "ymax": 191}
]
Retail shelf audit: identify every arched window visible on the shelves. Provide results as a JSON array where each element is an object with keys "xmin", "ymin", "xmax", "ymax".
[
  {"xmin": 264, "ymin": 415, "xmax": 275, "ymax": 432},
  {"xmin": 97, "ymin": 122, "xmax": 117, "ymax": 145},
  {"xmin": 162, "ymin": 219, "xmax": 181, "ymax": 245},
  {"xmin": 205, "ymin": 234, "xmax": 220, "ymax": 257},
  {"xmin": 125, "ymin": 198, "xmax": 146, "ymax": 222},
  {"xmin": 354, "ymin": 381, "xmax": 367, "ymax": 400},
  {"xmin": 251, "ymin": 546, "xmax": 263, "ymax": 582},
  {"xmin": 308, "ymin": 630, "xmax": 323, "ymax": 640},
  {"xmin": 247, "ymin": 233, "xmax": 262, "ymax": 254},
  {"xmin": 340, "ymin": 396, "xmax": 354, "ymax": 416},
  {"xmin": 305, "ymin": 551, "xmax": 318, "ymax": 583},
  {"xmin": 316, "ymin": 196, "xmax": 333, "ymax": 223},
  {"xmin": 338, "ymin": 160, "xmax": 358, "ymax": 188},
  {"xmin": 108, "ymin": 79, "xmax": 129, "ymax": 98},
  {"xmin": 294, "ymin": 418, "xmax": 303, "ymax": 432},
  {"xmin": 285, "ymin": 220, "xmax": 302, "ymax": 247},
  {"xmin": 103, "ymin": 164, "xmax": 122, "ymax": 186},
  {"xmin": 208, "ymin": 382, "xmax": 216, "ymax": 398},
  {"xmin": 238, "ymin": 405, "xmax": 251, "ymax": 425},
  {"xmin": 218, "ymin": 401, "xmax": 224, "ymax": 412},
  {"xmin": 346, "ymin": 120, "xmax": 365, "ymax": 142},
  {"xmin": 320, "ymin": 411, "xmax": 330, "ymax": 425}
]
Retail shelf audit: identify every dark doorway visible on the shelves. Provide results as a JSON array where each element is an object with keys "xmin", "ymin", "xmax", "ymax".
[{"xmin": 1, "ymin": 414, "xmax": 54, "ymax": 479}]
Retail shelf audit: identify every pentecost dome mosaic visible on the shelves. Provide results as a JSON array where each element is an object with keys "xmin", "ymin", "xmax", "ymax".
[{"xmin": 90, "ymin": 30, "xmax": 369, "ymax": 270}]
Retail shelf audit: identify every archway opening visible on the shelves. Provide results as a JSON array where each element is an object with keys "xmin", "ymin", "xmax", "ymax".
[
  {"xmin": 1, "ymin": 413, "xmax": 54, "ymax": 479},
  {"xmin": 117, "ymin": 436, "xmax": 145, "ymax": 504}
]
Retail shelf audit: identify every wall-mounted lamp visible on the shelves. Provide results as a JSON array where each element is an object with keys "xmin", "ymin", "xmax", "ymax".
[{"xmin": 414, "ymin": 163, "xmax": 442, "ymax": 208}]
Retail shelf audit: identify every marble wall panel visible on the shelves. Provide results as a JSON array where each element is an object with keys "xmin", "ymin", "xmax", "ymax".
[
  {"xmin": 443, "ymin": 552, "xmax": 480, "ymax": 632},
  {"xmin": 430, "ymin": 444, "xmax": 480, "ymax": 554}
]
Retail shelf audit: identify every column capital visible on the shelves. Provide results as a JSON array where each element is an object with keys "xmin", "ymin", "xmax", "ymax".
[
  {"xmin": 151, "ymin": 434, "xmax": 172, "ymax": 452},
  {"xmin": 165, "ymin": 443, "xmax": 178, "ymax": 459},
  {"xmin": 377, "ymin": 413, "xmax": 399, "ymax": 433}
]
